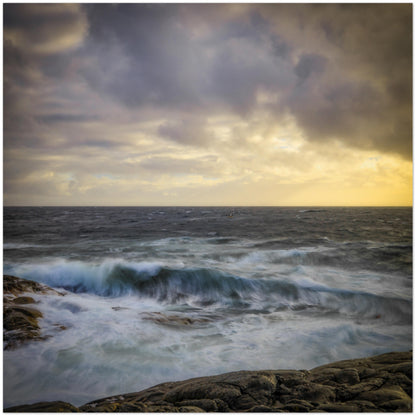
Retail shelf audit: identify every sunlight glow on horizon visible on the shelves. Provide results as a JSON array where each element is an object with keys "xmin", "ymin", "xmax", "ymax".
[{"xmin": 3, "ymin": 4, "xmax": 412, "ymax": 207}]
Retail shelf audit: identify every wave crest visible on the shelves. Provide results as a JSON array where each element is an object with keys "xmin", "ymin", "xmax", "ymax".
[{"xmin": 6, "ymin": 260, "xmax": 411, "ymax": 323}]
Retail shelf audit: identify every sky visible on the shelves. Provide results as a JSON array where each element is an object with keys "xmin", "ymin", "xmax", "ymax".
[{"xmin": 3, "ymin": 3, "xmax": 413, "ymax": 206}]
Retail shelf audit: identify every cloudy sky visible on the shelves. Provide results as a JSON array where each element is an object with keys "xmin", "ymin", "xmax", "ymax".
[{"xmin": 4, "ymin": 3, "xmax": 412, "ymax": 206}]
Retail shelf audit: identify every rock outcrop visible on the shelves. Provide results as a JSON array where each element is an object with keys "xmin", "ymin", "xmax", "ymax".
[
  {"xmin": 3, "ymin": 275, "xmax": 64, "ymax": 350},
  {"xmin": 5, "ymin": 351, "xmax": 412, "ymax": 412}
]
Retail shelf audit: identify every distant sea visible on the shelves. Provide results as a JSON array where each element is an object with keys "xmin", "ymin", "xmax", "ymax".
[{"xmin": 3, "ymin": 206, "xmax": 412, "ymax": 407}]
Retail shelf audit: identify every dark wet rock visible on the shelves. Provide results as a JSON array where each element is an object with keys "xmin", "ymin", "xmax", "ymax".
[
  {"xmin": 111, "ymin": 306, "xmax": 129, "ymax": 311},
  {"xmin": 4, "ymin": 350, "xmax": 412, "ymax": 412},
  {"xmin": 4, "ymin": 277, "xmax": 412, "ymax": 412},
  {"xmin": 12, "ymin": 296, "xmax": 37, "ymax": 305},
  {"xmin": 176, "ymin": 399, "xmax": 219, "ymax": 411},
  {"xmin": 246, "ymin": 404, "xmax": 275, "ymax": 412},
  {"xmin": 357, "ymin": 385, "xmax": 409, "ymax": 403},
  {"xmin": 346, "ymin": 399, "xmax": 378, "ymax": 411},
  {"xmin": 4, "ymin": 301, "xmax": 45, "ymax": 349},
  {"xmin": 3, "ymin": 275, "xmax": 64, "ymax": 350},
  {"xmin": 142, "ymin": 311, "xmax": 212, "ymax": 327},
  {"xmin": 4, "ymin": 275, "xmax": 63, "ymax": 297},
  {"xmin": 4, "ymin": 401, "xmax": 79, "ymax": 412},
  {"xmin": 318, "ymin": 403, "xmax": 360, "ymax": 412},
  {"xmin": 179, "ymin": 406, "xmax": 206, "ymax": 412},
  {"xmin": 4, "ymin": 304, "xmax": 43, "ymax": 328},
  {"xmin": 285, "ymin": 399, "xmax": 314, "ymax": 410},
  {"xmin": 282, "ymin": 403, "xmax": 311, "ymax": 412},
  {"xmin": 53, "ymin": 324, "xmax": 68, "ymax": 331},
  {"xmin": 335, "ymin": 368, "xmax": 360, "ymax": 385}
]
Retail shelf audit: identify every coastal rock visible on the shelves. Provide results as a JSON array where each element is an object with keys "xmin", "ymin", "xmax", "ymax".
[
  {"xmin": 5, "ymin": 401, "xmax": 79, "ymax": 412},
  {"xmin": 6, "ymin": 351, "xmax": 411, "ymax": 412},
  {"xmin": 3, "ymin": 276, "xmax": 412, "ymax": 412},
  {"xmin": 141, "ymin": 311, "xmax": 213, "ymax": 327},
  {"xmin": 3, "ymin": 275, "xmax": 64, "ymax": 350},
  {"xmin": 4, "ymin": 275, "xmax": 63, "ymax": 297}
]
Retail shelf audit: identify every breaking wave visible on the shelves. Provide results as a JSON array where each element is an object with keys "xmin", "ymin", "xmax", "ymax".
[{"xmin": 7, "ymin": 260, "xmax": 411, "ymax": 324}]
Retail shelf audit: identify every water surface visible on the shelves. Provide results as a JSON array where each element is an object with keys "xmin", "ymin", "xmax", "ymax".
[{"xmin": 3, "ymin": 206, "xmax": 412, "ymax": 407}]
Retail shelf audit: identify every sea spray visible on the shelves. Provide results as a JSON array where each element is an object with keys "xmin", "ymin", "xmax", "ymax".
[
  {"xmin": 4, "ymin": 206, "xmax": 412, "ymax": 407},
  {"xmin": 6, "ymin": 259, "xmax": 411, "ymax": 324}
]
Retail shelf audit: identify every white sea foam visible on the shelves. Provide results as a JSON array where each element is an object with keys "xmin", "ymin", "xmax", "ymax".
[
  {"xmin": 6, "ymin": 259, "xmax": 411, "ymax": 322},
  {"xmin": 3, "ymin": 286, "xmax": 411, "ymax": 408},
  {"xmin": 3, "ymin": 206, "xmax": 412, "ymax": 408}
]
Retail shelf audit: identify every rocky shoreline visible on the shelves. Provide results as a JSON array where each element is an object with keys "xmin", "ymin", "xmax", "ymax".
[
  {"xmin": 3, "ymin": 275, "xmax": 65, "ymax": 350},
  {"xmin": 3, "ymin": 275, "xmax": 413, "ymax": 412},
  {"xmin": 4, "ymin": 351, "xmax": 413, "ymax": 412}
]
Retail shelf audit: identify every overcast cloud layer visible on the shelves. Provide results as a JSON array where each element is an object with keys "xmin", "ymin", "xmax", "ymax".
[{"xmin": 3, "ymin": 4, "xmax": 412, "ymax": 206}]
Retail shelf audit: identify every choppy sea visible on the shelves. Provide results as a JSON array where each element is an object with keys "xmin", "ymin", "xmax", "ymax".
[{"xmin": 3, "ymin": 206, "xmax": 412, "ymax": 407}]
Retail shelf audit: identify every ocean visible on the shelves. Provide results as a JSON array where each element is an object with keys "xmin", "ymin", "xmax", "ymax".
[{"xmin": 3, "ymin": 206, "xmax": 412, "ymax": 407}]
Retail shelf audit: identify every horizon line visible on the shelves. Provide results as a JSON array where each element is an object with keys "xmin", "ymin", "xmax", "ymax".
[{"xmin": 3, "ymin": 205, "xmax": 413, "ymax": 208}]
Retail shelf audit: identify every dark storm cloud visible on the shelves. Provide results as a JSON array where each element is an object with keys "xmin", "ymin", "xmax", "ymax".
[
  {"xmin": 4, "ymin": 4, "xmax": 86, "ymax": 54},
  {"xmin": 286, "ymin": 81, "xmax": 381, "ymax": 146},
  {"xmin": 271, "ymin": 34, "xmax": 291, "ymax": 59},
  {"xmin": 75, "ymin": 3, "xmax": 411, "ymax": 158},
  {"xmin": 294, "ymin": 54, "xmax": 327, "ymax": 82},
  {"xmin": 3, "ymin": 2, "xmax": 413, "ymax": 205},
  {"xmin": 5, "ymin": 3, "xmax": 80, "ymax": 31},
  {"xmin": 208, "ymin": 42, "xmax": 290, "ymax": 114},
  {"xmin": 36, "ymin": 114, "xmax": 100, "ymax": 124},
  {"xmin": 3, "ymin": 40, "xmax": 33, "ymax": 87},
  {"xmin": 3, "ymin": 38, "xmax": 40, "ymax": 133},
  {"xmin": 276, "ymin": 3, "xmax": 412, "ymax": 159},
  {"xmin": 81, "ymin": 4, "xmax": 203, "ymax": 109},
  {"xmin": 3, "ymin": 4, "xmax": 90, "ymax": 147},
  {"xmin": 80, "ymin": 3, "xmax": 293, "ymax": 114}
]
